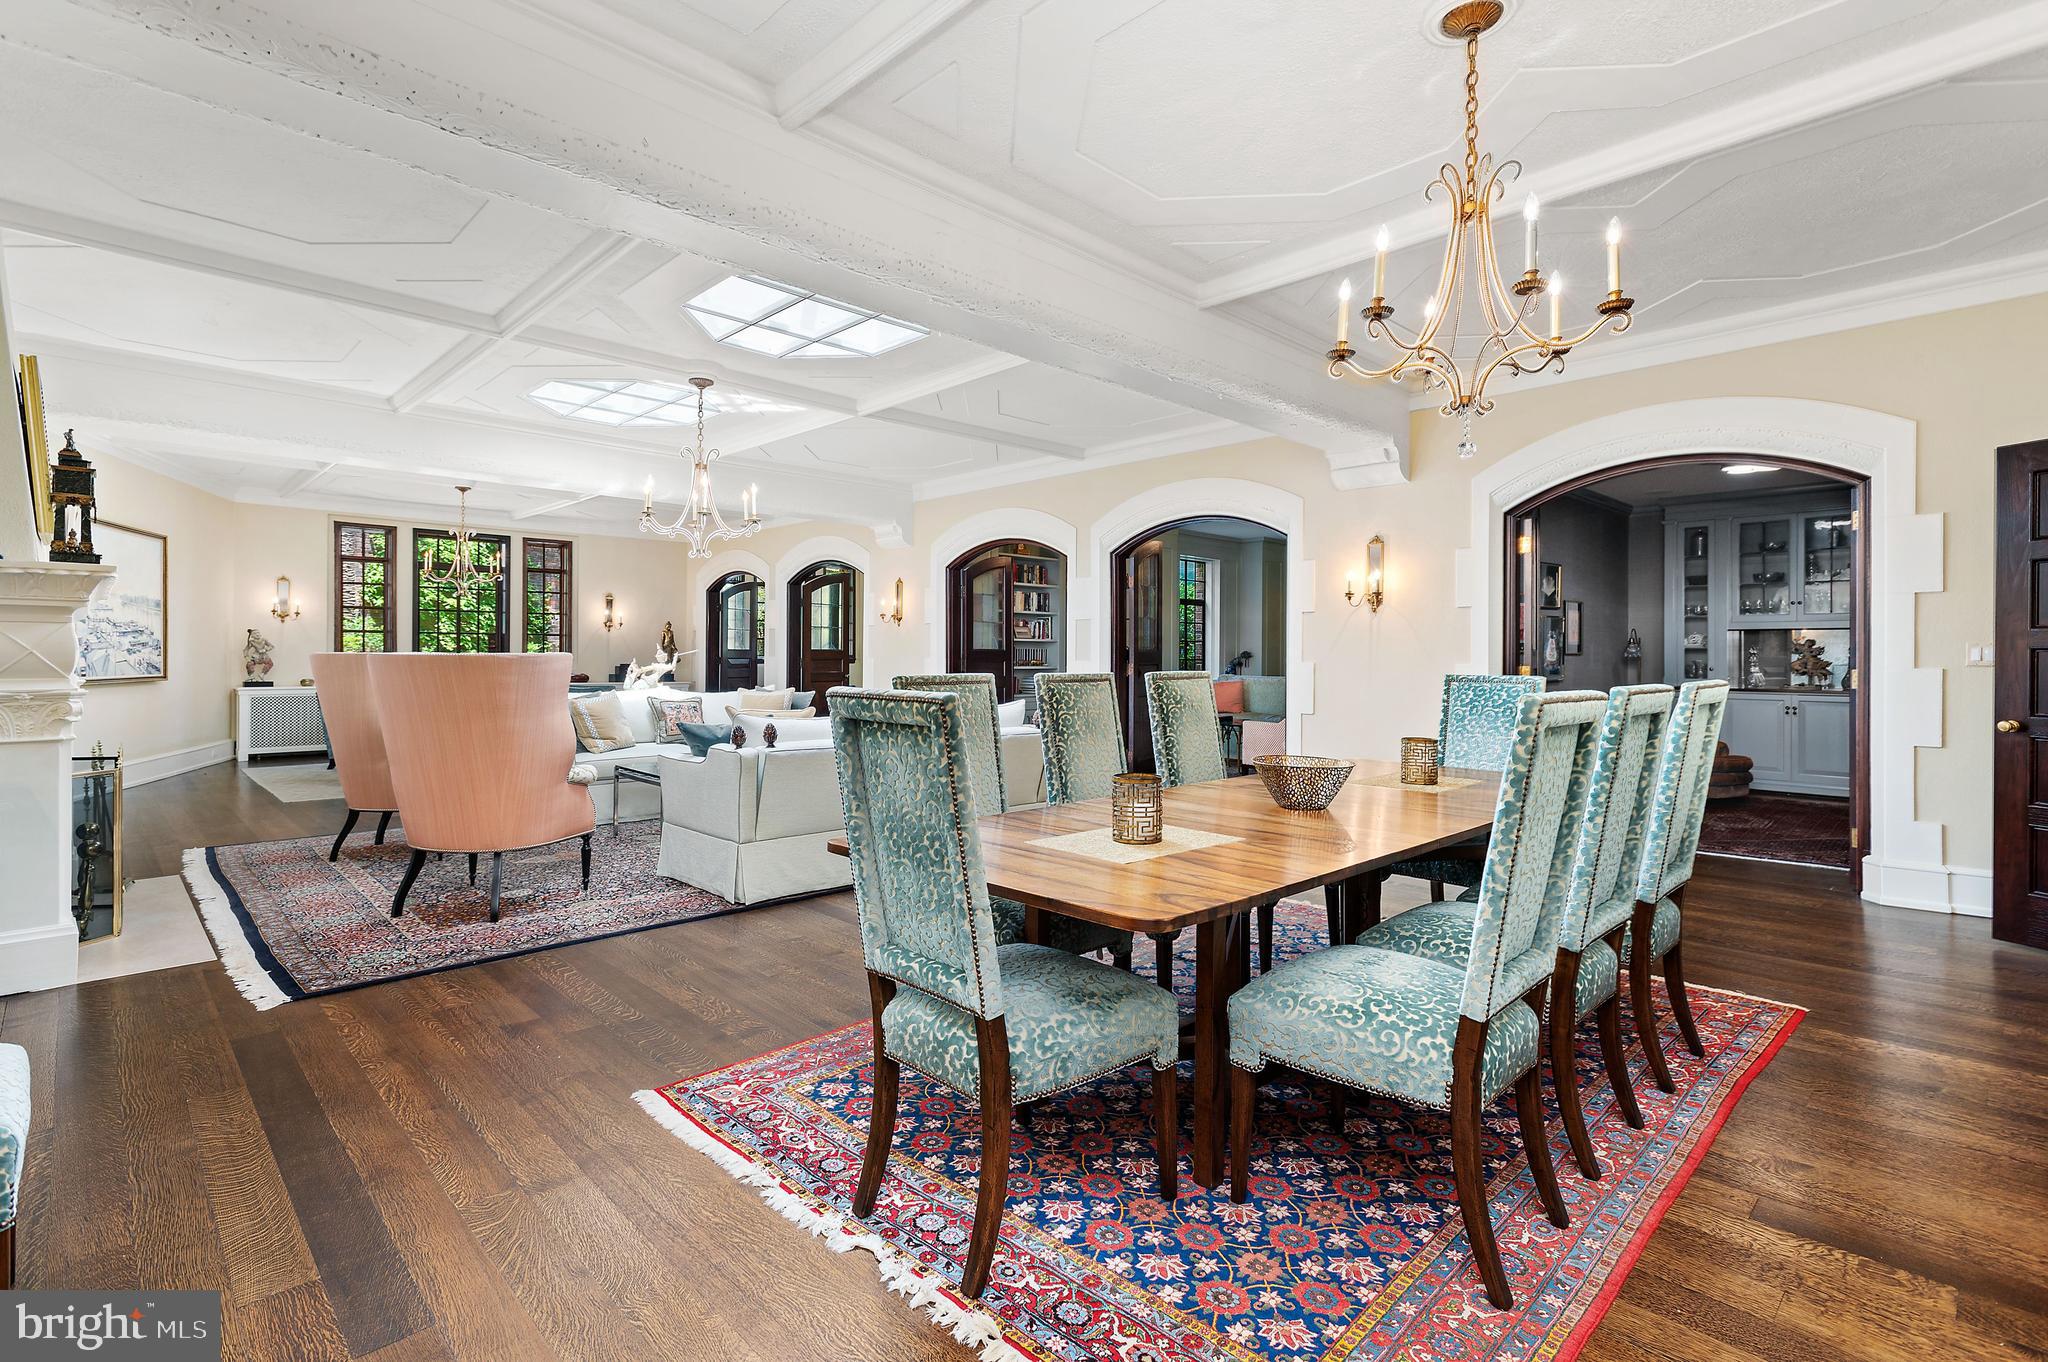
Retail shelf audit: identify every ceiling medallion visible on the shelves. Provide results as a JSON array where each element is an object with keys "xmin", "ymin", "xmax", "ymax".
[
  {"xmin": 1327, "ymin": 2, "xmax": 1634, "ymax": 458},
  {"xmin": 638, "ymin": 377, "xmax": 762, "ymax": 559},
  {"xmin": 418, "ymin": 485, "xmax": 505, "ymax": 600}
]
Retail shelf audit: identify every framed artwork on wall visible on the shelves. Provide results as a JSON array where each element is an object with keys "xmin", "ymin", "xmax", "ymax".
[
  {"xmin": 75, "ymin": 520, "xmax": 167, "ymax": 683},
  {"xmin": 1563, "ymin": 599, "xmax": 1583, "ymax": 655},
  {"xmin": 1539, "ymin": 613, "xmax": 1565, "ymax": 678},
  {"xmin": 15, "ymin": 354, "xmax": 54, "ymax": 543},
  {"xmin": 1539, "ymin": 561, "xmax": 1563, "ymax": 610}
]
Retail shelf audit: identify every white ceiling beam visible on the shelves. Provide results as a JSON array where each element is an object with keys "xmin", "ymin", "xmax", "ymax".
[
  {"xmin": 277, "ymin": 461, "xmax": 339, "ymax": 496},
  {"xmin": 873, "ymin": 407, "xmax": 1084, "ymax": 459},
  {"xmin": 513, "ymin": 491, "xmax": 602, "ymax": 520},
  {"xmin": 773, "ymin": 0, "xmax": 978, "ymax": 130},
  {"xmin": 1194, "ymin": 0, "xmax": 2048, "ymax": 307}
]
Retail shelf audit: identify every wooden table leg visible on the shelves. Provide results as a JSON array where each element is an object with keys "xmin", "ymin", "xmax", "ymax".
[
  {"xmin": 1191, "ymin": 912, "xmax": 1246, "ymax": 1188},
  {"xmin": 1023, "ymin": 904, "xmax": 1047, "ymax": 945}
]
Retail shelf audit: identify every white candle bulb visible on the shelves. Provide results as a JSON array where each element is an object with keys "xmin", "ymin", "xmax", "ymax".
[
  {"xmin": 1606, "ymin": 217, "xmax": 1621, "ymax": 293},
  {"xmin": 1523, "ymin": 193, "xmax": 1539, "ymax": 272},
  {"xmin": 642, "ymin": 476, "xmax": 654, "ymax": 513},
  {"xmin": 1372, "ymin": 225, "xmax": 1389, "ymax": 299},
  {"xmin": 1550, "ymin": 272, "xmax": 1562, "ymax": 340},
  {"xmin": 1337, "ymin": 278, "xmax": 1352, "ymax": 344}
]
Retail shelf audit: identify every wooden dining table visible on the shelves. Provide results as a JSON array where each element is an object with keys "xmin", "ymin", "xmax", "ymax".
[{"xmin": 827, "ymin": 759, "xmax": 1502, "ymax": 1188}]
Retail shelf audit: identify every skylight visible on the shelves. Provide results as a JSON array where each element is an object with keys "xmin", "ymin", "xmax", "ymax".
[
  {"xmin": 525, "ymin": 379, "xmax": 802, "ymax": 427},
  {"xmin": 682, "ymin": 274, "xmax": 929, "ymax": 359}
]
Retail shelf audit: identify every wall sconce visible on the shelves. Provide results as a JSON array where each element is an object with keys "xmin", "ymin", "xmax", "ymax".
[
  {"xmin": 1345, "ymin": 536, "xmax": 1386, "ymax": 612},
  {"xmin": 269, "ymin": 576, "xmax": 301, "ymax": 622},
  {"xmin": 602, "ymin": 592, "xmax": 625, "ymax": 633},
  {"xmin": 878, "ymin": 577, "xmax": 905, "ymax": 626}
]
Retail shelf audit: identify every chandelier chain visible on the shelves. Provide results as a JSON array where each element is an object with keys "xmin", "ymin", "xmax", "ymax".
[{"xmin": 1463, "ymin": 33, "xmax": 1481, "ymax": 198}]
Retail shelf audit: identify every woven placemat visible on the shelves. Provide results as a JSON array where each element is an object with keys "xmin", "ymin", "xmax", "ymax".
[
  {"xmin": 1028, "ymin": 824, "xmax": 1242, "ymax": 865},
  {"xmin": 1357, "ymin": 772, "xmax": 1479, "ymax": 795}
]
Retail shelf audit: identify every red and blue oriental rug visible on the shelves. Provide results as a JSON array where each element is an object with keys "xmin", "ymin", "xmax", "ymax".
[{"xmin": 638, "ymin": 901, "xmax": 1801, "ymax": 1361}]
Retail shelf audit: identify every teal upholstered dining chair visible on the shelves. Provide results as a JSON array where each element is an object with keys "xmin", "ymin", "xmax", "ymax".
[
  {"xmin": 0, "ymin": 1042, "xmax": 26, "ymax": 1289},
  {"xmin": 830, "ymin": 688, "xmax": 1181, "ymax": 1300},
  {"xmin": 1361, "ymin": 684, "xmax": 1673, "ymax": 1181},
  {"xmin": 1626, "ymin": 679, "xmax": 1730, "ymax": 1093},
  {"xmin": 895, "ymin": 673, "xmax": 1133, "ymax": 969},
  {"xmin": 1227, "ymin": 688, "xmax": 1605, "ymax": 1310},
  {"xmin": 1037, "ymin": 672, "xmax": 1127, "ymax": 805},
  {"xmin": 1386, "ymin": 673, "xmax": 1548, "ymax": 902}
]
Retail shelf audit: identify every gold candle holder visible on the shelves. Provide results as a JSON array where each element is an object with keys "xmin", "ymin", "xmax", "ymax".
[
  {"xmin": 1111, "ymin": 773, "xmax": 1164, "ymax": 845},
  {"xmin": 1400, "ymin": 737, "xmax": 1441, "ymax": 786}
]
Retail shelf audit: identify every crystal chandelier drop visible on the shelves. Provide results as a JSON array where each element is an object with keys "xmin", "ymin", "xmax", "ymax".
[
  {"xmin": 638, "ymin": 377, "xmax": 762, "ymax": 559},
  {"xmin": 1327, "ymin": 2, "xmax": 1635, "ymax": 458},
  {"xmin": 418, "ymin": 485, "xmax": 504, "ymax": 599}
]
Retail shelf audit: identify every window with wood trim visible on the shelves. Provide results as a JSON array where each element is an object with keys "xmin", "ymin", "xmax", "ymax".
[
  {"xmin": 522, "ymin": 538, "xmax": 573, "ymax": 654},
  {"xmin": 412, "ymin": 529, "xmax": 512, "ymax": 653},
  {"xmin": 1176, "ymin": 556, "xmax": 1210, "ymax": 672},
  {"xmin": 334, "ymin": 522, "xmax": 396, "ymax": 653}
]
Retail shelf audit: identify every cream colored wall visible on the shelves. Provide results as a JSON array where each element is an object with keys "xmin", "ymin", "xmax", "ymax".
[{"xmin": 689, "ymin": 293, "xmax": 2045, "ymax": 892}]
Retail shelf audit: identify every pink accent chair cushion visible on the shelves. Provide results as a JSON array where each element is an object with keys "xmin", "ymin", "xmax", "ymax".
[
  {"xmin": 369, "ymin": 653, "xmax": 595, "ymax": 854},
  {"xmin": 311, "ymin": 652, "xmax": 396, "ymax": 813},
  {"xmin": 1213, "ymin": 680, "xmax": 1246, "ymax": 714}
]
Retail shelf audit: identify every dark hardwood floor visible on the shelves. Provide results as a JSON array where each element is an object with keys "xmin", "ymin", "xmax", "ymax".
[{"xmin": 4, "ymin": 761, "xmax": 2045, "ymax": 1361}]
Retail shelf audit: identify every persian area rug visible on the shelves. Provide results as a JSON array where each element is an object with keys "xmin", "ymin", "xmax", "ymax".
[
  {"xmin": 638, "ymin": 901, "xmax": 1802, "ymax": 1362},
  {"xmin": 1699, "ymin": 791, "xmax": 1852, "ymax": 870},
  {"xmin": 186, "ymin": 819, "xmax": 747, "ymax": 1010}
]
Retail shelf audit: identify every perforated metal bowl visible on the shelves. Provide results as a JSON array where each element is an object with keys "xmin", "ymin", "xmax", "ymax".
[{"xmin": 1251, "ymin": 754, "xmax": 1355, "ymax": 811}]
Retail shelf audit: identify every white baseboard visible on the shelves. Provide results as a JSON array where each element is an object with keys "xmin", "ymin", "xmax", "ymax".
[
  {"xmin": 1862, "ymin": 857, "xmax": 1992, "ymax": 917},
  {"xmin": 123, "ymin": 739, "xmax": 235, "ymax": 788},
  {"xmin": 0, "ymin": 923, "xmax": 79, "ymax": 996}
]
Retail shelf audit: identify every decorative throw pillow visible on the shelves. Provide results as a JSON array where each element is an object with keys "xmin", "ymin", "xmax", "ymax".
[
  {"xmin": 741, "ymin": 686, "xmax": 795, "ymax": 712},
  {"xmin": 997, "ymin": 698, "xmax": 1028, "ymax": 729},
  {"xmin": 788, "ymin": 690, "xmax": 815, "ymax": 710},
  {"xmin": 648, "ymin": 695, "xmax": 704, "ymax": 741},
  {"xmin": 568, "ymin": 691, "xmax": 636, "ymax": 753},
  {"xmin": 1213, "ymin": 679, "xmax": 1246, "ymax": 714},
  {"xmin": 675, "ymin": 720, "xmax": 732, "ymax": 757},
  {"xmin": 725, "ymin": 704, "xmax": 818, "ymax": 721}
]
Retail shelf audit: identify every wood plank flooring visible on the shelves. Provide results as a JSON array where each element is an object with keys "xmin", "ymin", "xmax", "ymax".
[{"xmin": 4, "ymin": 760, "xmax": 2046, "ymax": 1361}]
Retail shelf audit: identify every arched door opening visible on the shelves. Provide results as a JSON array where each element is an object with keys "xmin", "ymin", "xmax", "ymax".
[
  {"xmin": 787, "ymin": 560, "xmax": 860, "ymax": 712},
  {"xmin": 945, "ymin": 539, "xmax": 1066, "ymax": 703},
  {"xmin": 705, "ymin": 571, "xmax": 765, "ymax": 690},
  {"xmin": 1504, "ymin": 454, "xmax": 1869, "ymax": 881},
  {"xmin": 1110, "ymin": 516, "xmax": 1287, "ymax": 773}
]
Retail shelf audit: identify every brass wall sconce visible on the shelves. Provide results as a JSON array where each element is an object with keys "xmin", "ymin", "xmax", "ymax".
[
  {"xmin": 1345, "ymin": 535, "xmax": 1386, "ymax": 612},
  {"xmin": 269, "ymin": 576, "xmax": 301, "ymax": 622},
  {"xmin": 878, "ymin": 577, "xmax": 905, "ymax": 626},
  {"xmin": 602, "ymin": 592, "xmax": 625, "ymax": 632}
]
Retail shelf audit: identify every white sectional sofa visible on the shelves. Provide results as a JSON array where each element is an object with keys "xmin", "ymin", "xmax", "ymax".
[{"xmin": 572, "ymin": 686, "xmax": 776, "ymax": 824}]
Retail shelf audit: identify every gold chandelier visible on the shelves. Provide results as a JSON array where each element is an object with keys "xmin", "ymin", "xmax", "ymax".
[
  {"xmin": 418, "ymin": 485, "xmax": 504, "ymax": 599},
  {"xmin": 1328, "ymin": 2, "xmax": 1634, "ymax": 457},
  {"xmin": 639, "ymin": 377, "xmax": 762, "ymax": 559}
]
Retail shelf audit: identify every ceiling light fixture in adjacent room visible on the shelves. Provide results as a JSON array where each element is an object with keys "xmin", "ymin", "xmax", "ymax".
[
  {"xmin": 682, "ymin": 275, "xmax": 929, "ymax": 359},
  {"xmin": 418, "ymin": 486, "xmax": 504, "ymax": 600},
  {"xmin": 1326, "ymin": 2, "xmax": 1636, "ymax": 459},
  {"xmin": 1722, "ymin": 463, "xmax": 1775, "ymax": 476},
  {"xmin": 639, "ymin": 377, "xmax": 762, "ymax": 559}
]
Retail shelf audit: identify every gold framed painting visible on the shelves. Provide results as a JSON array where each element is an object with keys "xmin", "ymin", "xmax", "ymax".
[
  {"xmin": 76, "ymin": 520, "xmax": 168, "ymax": 683},
  {"xmin": 16, "ymin": 353, "xmax": 54, "ymax": 542}
]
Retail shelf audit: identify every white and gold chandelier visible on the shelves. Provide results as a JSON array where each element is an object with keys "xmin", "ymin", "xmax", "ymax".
[
  {"xmin": 418, "ymin": 485, "xmax": 504, "ymax": 598},
  {"xmin": 638, "ymin": 376, "xmax": 761, "ymax": 559},
  {"xmin": 1328, "ymin": 2, "xmax": 1634, "ymax": 457}
]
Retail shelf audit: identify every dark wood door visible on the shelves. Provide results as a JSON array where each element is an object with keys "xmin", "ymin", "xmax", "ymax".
[
  {"xmin": 950, "ymin": 555, "xmax": 1013, "ymax": 695},
  {"xmin": 1994, "ymin": 440, "xmax": 2048, "ymax": 948},
  {"xmin": 791, "ymin": 566, "xmax": 857, "ymax": 713},
  {"xmin": 1119, "ymin": 537, "xmax": 1166, "ymax": 772},
  {"xmin": 707, "ymin": 574, "xmax": 762, "ymax": 690}
]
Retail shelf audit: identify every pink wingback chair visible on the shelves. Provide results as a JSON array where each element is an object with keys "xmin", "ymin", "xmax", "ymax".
[
  {"xmin": 311, "ymin": 652, "xmax": 399, "ymax": 861},
  {"xmin": 369, "ymin": 653, "xmax": 596, "ymax": 922}
]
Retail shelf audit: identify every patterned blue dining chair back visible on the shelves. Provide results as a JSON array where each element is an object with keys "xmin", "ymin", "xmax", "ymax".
[
  {"xmin": 1146, "ymin": 671, "xmax": 1226, "ymax": 787},
  {"xmin": 828, "ymin": 688, "xmax": 1003, "ymax": 1021},
  {"xmin": 893, "ymin": 673, "xmax": 1007, "ymax": 818},
  {"xmin": 1633, "ymin": 680, "xmax": 1731, "ymax": 905},
  {"xmin": 1037, "ymin": 673, "xmax": 1126, "ymax": 805},
  {"xmin": 1559, "ymin": 685, "xmax": 1675, "ymax": 953},
  {"xmin": 1460, "ymin": 688, "xmax": 1607, "ymax": 1022},
  {"xmin": 1439, "ymin": 673, "xmax": 1547, "ymax": 770}
]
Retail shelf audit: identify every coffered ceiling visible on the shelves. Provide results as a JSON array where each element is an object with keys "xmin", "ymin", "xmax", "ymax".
[{"xmin": 3, "ymin": 0, "xmax": 2044, "ymax": 537}]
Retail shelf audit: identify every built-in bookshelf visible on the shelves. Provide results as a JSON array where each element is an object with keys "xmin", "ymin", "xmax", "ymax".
[
  {"xmin": 948, "ymin": 540, "xmax": 1066, "ymax": 700},
  {"xmin": 1009, "ymin": 549, "xmax": 1064, "ymax": 675}
]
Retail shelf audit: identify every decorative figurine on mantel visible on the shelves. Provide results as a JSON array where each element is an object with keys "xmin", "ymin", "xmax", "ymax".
[
  {"xmin": 660, "ymin": 620, "xmax": 678, "ymax": 657},
  {"xmin": 243, "ymin": 628, "xmax": 276, "ymax": 686},
  {"xmin": 1790, "ymin": 636, "xmax": 1833, "ymax": 688},
  {"xmin": 48, "ymin": 429, "xmax": 102, "ymax": 564}
]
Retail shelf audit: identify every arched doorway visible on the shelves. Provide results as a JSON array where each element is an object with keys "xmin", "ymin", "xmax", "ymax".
[
  {"xmin": 705, "ymin": 571, "xmax": 764, "ymax": 690},
  {"xmin": 1502, "ymin": 452, "xmax": 1869, "ymax": 885},
  {"xmin": 787, "ymin": 560, "xmax": 859, "ymax": 711},
  {"xmin": 945, "ymin": 540, "xmax": 1066, "ymax": 702},
  {"xmin": 1110, "ymin": 516, "xmax": 1287, "ymax": 772}
]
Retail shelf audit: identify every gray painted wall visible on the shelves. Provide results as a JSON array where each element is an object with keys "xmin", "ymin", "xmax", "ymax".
[{"xmin": 1534, "ymin": 493, "xmax": 1631, "ymax": 690}]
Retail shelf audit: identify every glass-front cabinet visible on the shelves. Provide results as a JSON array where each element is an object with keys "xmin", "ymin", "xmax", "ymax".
[
  {"xmin": 1664, "ymin": 520, "xmax": 1725, "ymax": 683},
  {"xmin": 1736, "ymin": 510, "xmax": 1851, "ymax": 625},
  {"xmin": 1734, "ymin": 515, "xmax": 1794, "ymax": 619},
  {"xmin": 1800, "ymin": 512, "xmax": 1855, "ymax": 622}
]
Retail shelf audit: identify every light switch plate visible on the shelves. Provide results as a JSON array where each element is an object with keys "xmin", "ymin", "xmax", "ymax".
[{"xmin": 1966, "ymin": 645, "xmax": 1994, "ymax": 667}]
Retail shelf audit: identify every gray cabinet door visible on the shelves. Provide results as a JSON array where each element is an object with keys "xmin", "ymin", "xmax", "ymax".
[
  {"xmin": 1795, "ymin": 511, "xmax": 1855, "ymax": 625},
  {"xmin": 1791, "ymin": 696, "xmax": 1852, "ymax": 791},
  {"xmin": 1721, "ymin": 693, "xmax": 1791, "ymax": 785}
]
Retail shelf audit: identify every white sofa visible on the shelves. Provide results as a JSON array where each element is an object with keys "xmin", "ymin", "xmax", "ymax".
[
  {"xmin": 573, "ymin": 686, "xmax": 789, "ymax": 823},
  {"xmin": 654, "ymin": 728, "xmax": 1046, "ymax": 906}
]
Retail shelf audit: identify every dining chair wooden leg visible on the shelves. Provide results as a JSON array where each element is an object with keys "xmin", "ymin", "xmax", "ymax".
[
  {"xmin": 1595, "ymin": 991, "xmax": 1643, "ymax": 1129},
  {"xmin": 390, "ymin": 848, "xmax": 426, "ymax": 917},
  {"xmin": 1358, "ymin": 872, "xmax": 1385, "ymax": 936},
  {"xmin": 1323, "ymin": 883, "xmax": 1345, "ymax": 947},
  {"xmin": 1327, "ymin": 1082, "xmax": 1347, "ymax": 1135},
  {"xmin": 1451, "ymin": 1016, "xmax": 1512, "ymax": 1310},
  {"xmin": 853, "ymin": 975, "xmax": 898, "ymax": 1218},
  {"xmin": 1664, "ymin": 941, "xmax": 1705, "ymax": 1058},
  {"xmin": 1112, "ymin": 945, "xmax": 1133, "ymax": 973},
  {"xmin": 373, "ymin": 811, "xmax": 393, "ymax": 846},
  {"xmin": 1629, "ymin": 901, "xmax": 1676, "ymax": 1094},
  {"xmin": 961, "ymin": 1016, "xmax": 1014, "ymax": 1301},
  {"xmin": 467, "ymin": 852, "xmax": 478, "ymax": 886},
  {"xmin": 1514, "ymin": 1064, "xmax": 1571, "ymax": 1228},
  {"xmin": 1190, "ymin": 917, "xmax": 1234, "ymax": 1188},
  {"xmin": 486, "ymin": 852, "xmax": 504, "ymax": 923},
  {"xmin": 1152, "ymin": 1063, "xmax": 1179, "ymax": 1201},
  {"xmin": 579, "ymin": 833, "xmax": 592, "ymax": 891},
  {"xmin": 1549, "ymin": 952, "xmax": 1601, "ymax": 1180},
  {"xmin": 1429, "ymin": 877, "xmax": 1445, "ymax": 903},
  {"xmin": 1228, "ymin": 1064, "xmax": 1256, "ymax": 1203},
  {"xmin": 328, "ymin": 808, "xmax": 359, "ymax": 862},
  {"xmin": 1257, "ymin": 903, "xmax": 1274, "ymax": 974}
]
